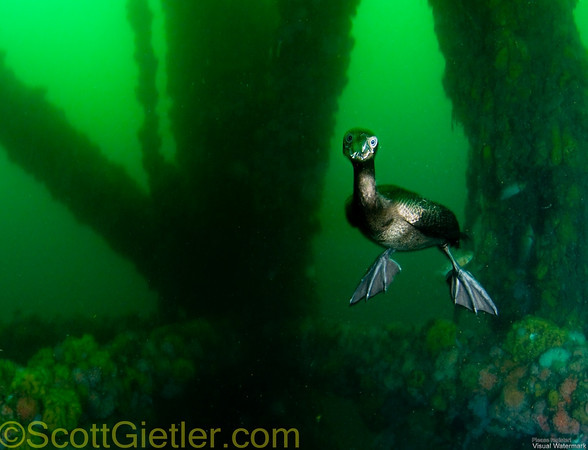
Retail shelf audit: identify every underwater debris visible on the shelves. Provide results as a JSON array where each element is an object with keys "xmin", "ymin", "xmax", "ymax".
[
  {"xmin": 300, "ymin": 314, "xmax": 588, "ymax": 445},
  {"xmin": 424, "ymin": 319, "xmax": 458, "ymax": 355},
  {"xmin": 504, "ymin": 316, "xmax": 568, "ymax": 363},
  {"xmin": 0, "ymin": 319, "xmax": 220, "ymax": 436},
  {"xmin": 15, "ymin": 395, "xmax": 38, "ymax": 422},
  {"xmin": 539, "ymin": 348, "xmax": 571, "ymax": 370},
  {"xmin": 499, "ymin": 181, "xmax": 526, "ymax": 200},
  {"xmin": 553, "ymin": 404, "xmax": 580, "ymax": 435}
]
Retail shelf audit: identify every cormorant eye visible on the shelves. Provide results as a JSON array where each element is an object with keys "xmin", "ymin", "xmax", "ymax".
[
  {"xmin": 369, "ymin": 137, "xmax": 378, "ymax": 148},
  {"xmin": 345, "ymin": 133, "xmax": 353, "ymax": 143}
]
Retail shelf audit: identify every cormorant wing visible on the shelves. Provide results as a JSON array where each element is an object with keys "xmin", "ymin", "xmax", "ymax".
[{"xmin": 378, "ymin": 185, "xmax": 461, "ymax": 246}]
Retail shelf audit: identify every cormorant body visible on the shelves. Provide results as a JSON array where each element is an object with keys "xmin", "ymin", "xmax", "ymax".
[{"xmin": 343, "ymin": 128, "xmax": 498, "ymax": 315}]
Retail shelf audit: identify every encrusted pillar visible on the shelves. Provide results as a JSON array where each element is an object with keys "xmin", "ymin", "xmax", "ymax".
[{"xmin": 429, "ymin": 0, "xmax": 588, "ymax": 325}]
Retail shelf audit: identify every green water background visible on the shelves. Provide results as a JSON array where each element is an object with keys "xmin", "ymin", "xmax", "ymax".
[{"xmin": 0, "ymin": 0, "xmax": 586, "ymax": 326}]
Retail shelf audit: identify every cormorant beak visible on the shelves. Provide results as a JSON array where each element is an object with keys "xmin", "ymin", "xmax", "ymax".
[
  {"xmin": 343, "ymin": 129, "xmax": 378, "ymax": 163},
  {"xmin": 351, "ymin": 136, "xmax": 377, "ymax": 162}
]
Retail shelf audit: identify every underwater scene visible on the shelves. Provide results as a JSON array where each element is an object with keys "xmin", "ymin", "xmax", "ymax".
[{"xmin": 0, "ymin": 0, "xmax": 587, "ymax": 448}]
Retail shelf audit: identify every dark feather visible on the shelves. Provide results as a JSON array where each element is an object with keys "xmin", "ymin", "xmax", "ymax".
[{"xmin": 378, "ymin": 185, "xmax": 461, "ymax": 247}]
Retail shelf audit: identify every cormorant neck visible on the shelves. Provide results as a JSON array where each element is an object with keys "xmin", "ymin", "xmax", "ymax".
[{"xmin": 353, "ymin": 160, "xmax": 378, "ymax": 206}]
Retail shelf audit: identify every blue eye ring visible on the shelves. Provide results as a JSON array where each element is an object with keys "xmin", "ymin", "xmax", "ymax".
[
  {"xmin": 345, "ymin": 133, "xmax": 353, "ymax": 143},
  {"xmin": 369, "ymin": 137, "xmax": 378, "ymax": 148}
]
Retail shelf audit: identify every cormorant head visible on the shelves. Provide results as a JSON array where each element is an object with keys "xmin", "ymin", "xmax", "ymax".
[{"xmin": 343, "ymin": 128, "xmax": 379, "ymax": 164}]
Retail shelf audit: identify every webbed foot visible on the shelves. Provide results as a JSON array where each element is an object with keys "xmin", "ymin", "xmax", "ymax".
[
  {"xmin": 349, "ymin": 248, "xmax": 401, "ymax": 305},
  {"xmin": 446, "ymin": 268, "xmax": 498, "ymax": 315},
  {"xmin": 441, "ymin": 245, "xmax": 498, "ymax": 315}
]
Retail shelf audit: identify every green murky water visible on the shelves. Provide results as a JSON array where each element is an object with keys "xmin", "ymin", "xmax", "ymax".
[{"xmin": 0, "ymin": 1, "xmax": 586, "ymax": 448}]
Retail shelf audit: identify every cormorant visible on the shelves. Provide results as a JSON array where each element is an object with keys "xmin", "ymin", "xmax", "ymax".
[{"xmin": 343, "ymin": 128, "xmax": 498, "ymax": 315}]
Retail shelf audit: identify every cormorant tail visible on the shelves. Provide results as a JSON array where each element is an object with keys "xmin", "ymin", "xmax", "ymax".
[
  {"xmin": 441, "ymin": 245, "xmax": 498, "ymax": 315},
  {"xmin": 349, "ymin": 248, "xmax": 401, "ymax": 305}
]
